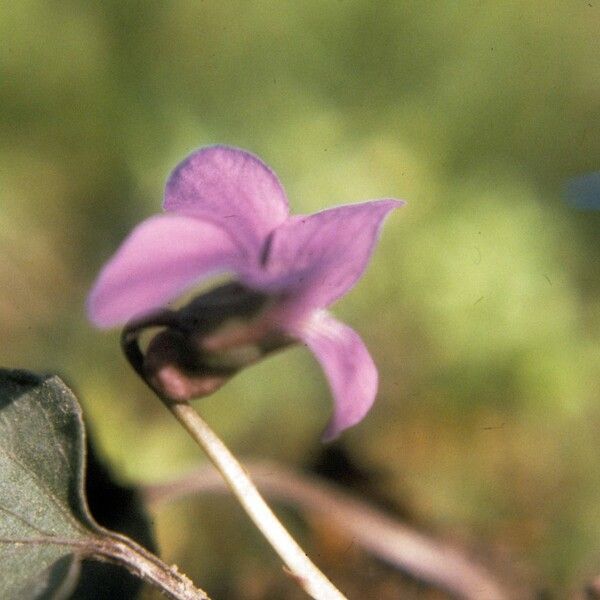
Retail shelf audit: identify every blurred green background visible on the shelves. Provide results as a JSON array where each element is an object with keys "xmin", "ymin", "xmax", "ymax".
[{"xmin": 1, "ymin": 1, "xmax": 599, "ymax": 597}]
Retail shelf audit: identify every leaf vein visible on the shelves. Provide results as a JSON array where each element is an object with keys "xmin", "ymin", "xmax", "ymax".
[
  {"xmin": 0, "ymin": 535, "xmax": 89, "ymax": 551},
  {"xmin": 0, "ymin": 504, "xmax": 56, "ymax": 538}
]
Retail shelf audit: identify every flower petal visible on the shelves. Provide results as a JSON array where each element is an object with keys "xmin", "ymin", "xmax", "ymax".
[
  {"xmin": 258, "ymin": 199, "xmax": 403, "ymax": 310},
  {"xmin": 291, "ymin": 310, "xmax": 378, "ymax": 441},
  {"xmin": 87, "ymin": 214, "xmax": 247, "ymax": 328},
  {"xmin": 163, "ymin": 145, "xmax": 289, "ymax": 253}
]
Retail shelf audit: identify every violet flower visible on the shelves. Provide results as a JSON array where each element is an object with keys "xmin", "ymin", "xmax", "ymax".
[{"xmin": 88, "ymin": 146, "xmax": 403, "ymax": 440}]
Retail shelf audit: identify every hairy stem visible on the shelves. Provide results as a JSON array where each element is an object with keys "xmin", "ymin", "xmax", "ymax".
[
  {"xmin": 89, "ymin": 531, "xmax": 210, "ymax": 600},
  {"xmin": 165, "ymin": 400, "xmax": 346, "ymax": 600}
]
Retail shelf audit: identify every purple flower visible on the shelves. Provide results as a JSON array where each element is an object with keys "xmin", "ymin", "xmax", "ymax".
[{"xmin": 88, "ymin": 146, "xmax": 403, "ymax": 440}]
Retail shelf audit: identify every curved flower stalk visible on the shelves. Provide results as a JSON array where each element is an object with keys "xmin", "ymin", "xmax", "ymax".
[
  {"xmin": 88, "ymin": 146, "xmax": 403, "ymax": 599},
  {"xmin": 88, "ymin": 145, "xmax": 403, "ymax": 439}
]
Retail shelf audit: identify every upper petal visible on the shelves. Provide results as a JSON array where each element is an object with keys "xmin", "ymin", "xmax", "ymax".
[
  {"xmin": 87, "ymin": 214, "xmax": 247, "ymax": 328},
  {"xmin": 257, "ymin": 199, "xmax": 403, "ymax": 310},
  {"xmin": 290, "ymin": 310, "xmax": 378, "ymax": 441},
  {"xmin": 163, "ymin": 146, "xmax": 289, "ymax": 253}
]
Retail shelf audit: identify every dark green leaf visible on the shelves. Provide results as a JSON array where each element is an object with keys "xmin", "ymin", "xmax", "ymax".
[
  {"xmin": 0, "ymin": 369, "xmax": 208, "ymax": 600},
  {"xmin": 0, "ymin": 369, "xmax": 96, "ymax": 599}
]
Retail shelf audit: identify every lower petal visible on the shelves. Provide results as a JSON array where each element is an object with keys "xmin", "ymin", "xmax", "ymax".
[{"xmin": 290, "ymin": 310, "xmax": 378, "ymax": 441}]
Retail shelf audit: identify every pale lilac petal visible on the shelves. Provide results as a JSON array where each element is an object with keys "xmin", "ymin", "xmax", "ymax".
[
  {"xmin": 290, "ymin": 310, "xmax": 378, "ymax": 441},
  {"xmin": 87, "ymin": 214, "xmax": 247, "ymax": 328},
  {"xmin": 256, "ymin": 199, "xmax": 403, "ymax": 310},
  {"xmin": 164, "ymin": 146, "xmax": 289, "ymax": 253}
]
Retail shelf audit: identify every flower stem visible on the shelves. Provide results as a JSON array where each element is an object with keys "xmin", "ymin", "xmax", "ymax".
[
  {"xmin": 163, "ymin": 399, "xmax": 347, "ymax": 600},
  {"xmin": 121, "ymin": 320, "xmax": 346, "ymax": 599}
]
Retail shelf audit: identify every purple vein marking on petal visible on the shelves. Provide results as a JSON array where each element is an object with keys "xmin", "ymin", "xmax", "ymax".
[{"xmin": 259, "ymin": 230, "xmax": 276, "ymax": 268}]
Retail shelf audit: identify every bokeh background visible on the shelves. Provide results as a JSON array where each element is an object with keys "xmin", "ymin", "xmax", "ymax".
[{"xmin": 1, "ymin": 1, "xmax": 599, "ymax": 597}]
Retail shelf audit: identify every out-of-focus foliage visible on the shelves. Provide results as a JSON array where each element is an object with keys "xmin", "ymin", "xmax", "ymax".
[{"xmin": 1, "ymin": 1, "xmax": 598, "ymax": 596}]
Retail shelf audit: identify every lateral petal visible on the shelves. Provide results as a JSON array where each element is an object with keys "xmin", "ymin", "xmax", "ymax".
[
  {"xmin": 259, "ymin": 199, "xmax": 403, "ymax": 310},
  {"xmin": 87, "ymin": 214, "xmax": 247, "ymax": 328}
]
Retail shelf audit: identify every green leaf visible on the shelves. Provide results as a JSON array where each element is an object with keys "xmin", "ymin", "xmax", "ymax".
[
  {"xmin": 0, "ymin": 369, "xmax": 209, "ymax": 600},
  {"xmin": 0, "ymin": 369, "xmax": 95, "ymax": 599}
]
